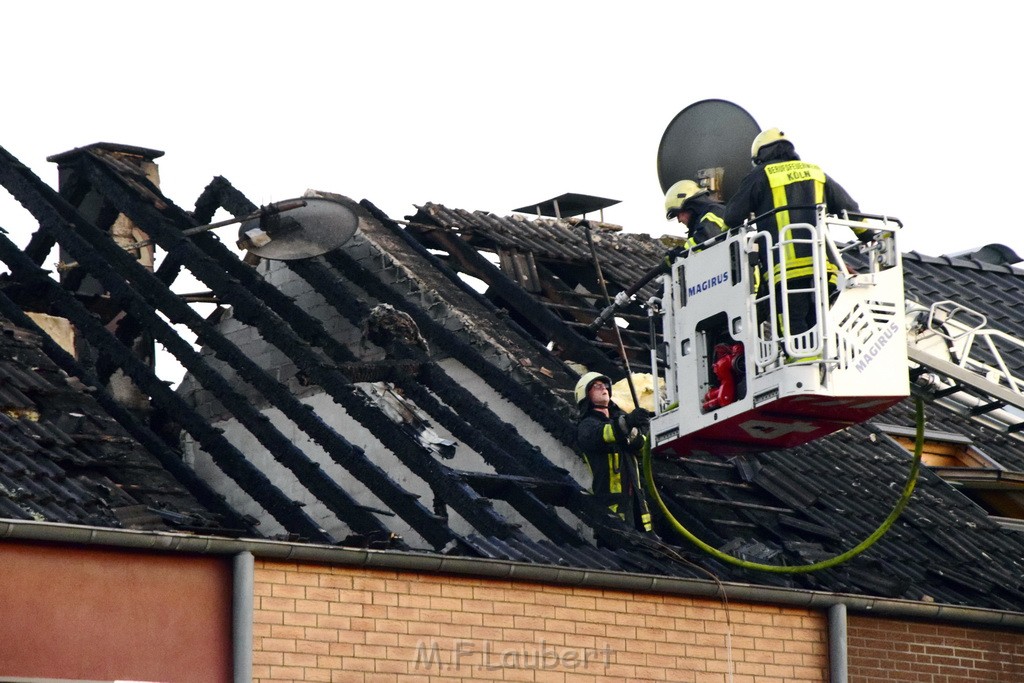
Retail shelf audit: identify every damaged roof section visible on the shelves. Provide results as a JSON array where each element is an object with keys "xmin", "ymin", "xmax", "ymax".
[
  {"xmin": 404, "ymin": 203, "xmax": 669, "ymax": 379},
  {"xmin": 2, "ymin": 142, "xmax": 1024, "ymax": 609},
  {"xmin": 0, "ymin": 143, "xmax": 664, "ymax": 559},
  {"xmin": 0, "ymin": 314, "xmax": 241, "ymax": 533}
]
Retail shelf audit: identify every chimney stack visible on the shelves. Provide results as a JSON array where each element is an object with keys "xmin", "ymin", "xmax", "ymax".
[{"xmin": 47, "ymin": 143, "xmax": 165, "ymax": 413}]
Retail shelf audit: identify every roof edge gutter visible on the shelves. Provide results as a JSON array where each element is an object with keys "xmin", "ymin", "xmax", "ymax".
[{"xmin": 3, "ymin": 519, "xmax": 1022, "ymax": 630}]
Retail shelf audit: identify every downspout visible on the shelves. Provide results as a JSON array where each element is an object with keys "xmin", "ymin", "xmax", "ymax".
[
  {"xmin": 828, "ymin": 602, "xmax": 848, "ymax": 683},
  {"xmin": 233, "ymin": 551, "xmax": 254, "ymax": 683}
]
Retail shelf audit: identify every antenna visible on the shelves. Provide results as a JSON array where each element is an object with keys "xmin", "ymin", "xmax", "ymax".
[
  {"xmin": 237, "ymin": 196, "xmax": 359, "ymax": 261},
  {"xmin": 656, "ymin": 99, "xmax": 760, "ymax": 202}
]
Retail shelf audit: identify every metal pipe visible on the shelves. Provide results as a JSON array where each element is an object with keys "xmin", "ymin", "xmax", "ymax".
[
  {"xmin": 582, "ymin": 220, "xmax": 640, "ymax": 408},
  {"xmin": 0, "ymin": 519, "xmax": 1022, "ymax": 630},
  {"xmin": 233, "ymin": 552, "xmax": 254, "ymax": 683},
  {"xmin": 828, "ymin": 602, "xmax": 848, "ymax": 683},
  {"xmin": 56, "ymin": 200, "xmax": 309, "ymax": 270},
  {"xmin": 125, "ymin": 199, "xmax": 308, "ymax": 251}
]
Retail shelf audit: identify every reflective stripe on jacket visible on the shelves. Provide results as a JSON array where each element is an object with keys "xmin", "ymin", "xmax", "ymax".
[
  {"xmin": 576, "ymin": 405, "xmax": 653, "ymax": 532},
  {"xmin": 763, "ymin": 161, "xmax": 837, "ymax": 285}
]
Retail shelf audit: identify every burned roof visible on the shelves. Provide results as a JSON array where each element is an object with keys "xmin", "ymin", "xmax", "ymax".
[
  {"xmin": 0, "ymin": 315, "xmax": 245, "ymax": 533},
  {"xmin": 1, "ymin": 141, "xmax": 1024, "ymax": 610}
]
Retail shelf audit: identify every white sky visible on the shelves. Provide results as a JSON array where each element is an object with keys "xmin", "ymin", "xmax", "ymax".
[{"xmin": 3, "ymin": 1, "xmax": 1021, "ymax": 263}]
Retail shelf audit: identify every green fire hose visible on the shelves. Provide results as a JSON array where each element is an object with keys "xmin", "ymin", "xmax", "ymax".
[{"xmin": 642, "ymin": 397, "xmax": 925, "ymax": 573}]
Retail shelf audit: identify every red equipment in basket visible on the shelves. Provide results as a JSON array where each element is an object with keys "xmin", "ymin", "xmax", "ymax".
[{"xmin": 702, "ymin": 343, "xmax": 744, "ymax": 411}]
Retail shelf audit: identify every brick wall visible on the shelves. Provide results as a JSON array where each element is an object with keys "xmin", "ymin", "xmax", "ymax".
[
  {"xmin": 849, "ymin": 615, "xmax": 1024, "ymax": 682},
  {"xmin": 252, "ymin": 560, "xmax": 828, "ymax": 682}
]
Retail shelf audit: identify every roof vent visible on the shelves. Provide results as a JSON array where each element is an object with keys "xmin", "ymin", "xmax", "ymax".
[{"xmin": 512, "ymin": 192, "xmax": 619, "ymax": 220}]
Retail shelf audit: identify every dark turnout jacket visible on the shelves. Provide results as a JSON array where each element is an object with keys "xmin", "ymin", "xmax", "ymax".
[
  {"xmin": 684, "ymin": 195, "xmax": 728, "ymax": 248},
  {"xmin": 575, "ymin": 402, "xmax": 653, "ymax": 533},
  {"xmin": 723, "ymin": 145, "xmax": 860, "ymax": 284}
]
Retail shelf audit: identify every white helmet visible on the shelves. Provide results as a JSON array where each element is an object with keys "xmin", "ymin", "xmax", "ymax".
[
  {"xmin": 750, "ymin": 127, "xmax": 789, "ymax": 163},
  {"xmin": 574, "ymin": 371, "xmax": 612, "ymax": 405},
  {"xmin": 664, "ymin": 179, "xmax": 710, "ymax": 220}
]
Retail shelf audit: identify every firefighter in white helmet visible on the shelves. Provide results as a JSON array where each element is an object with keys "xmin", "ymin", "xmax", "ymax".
[
  {"xmin": 573, "ymin": 371, "xmax": 653, "ymax": 538},
  {"xmin": 664, "ymin": 179, "xmax": 727, "ymax": 249},
  {"xmin": 723, "ymin": 128, "xmax": 861, "ymax": 335}
]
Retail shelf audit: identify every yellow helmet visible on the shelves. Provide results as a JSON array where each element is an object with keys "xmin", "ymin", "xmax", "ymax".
[
  {"xmin": 574, "ymin": 371, "xmax": 612, "ymax": 405},
  {"xmin": 664, "ymin": 179, "xmax": 710, "ymax": 220},
  {"xmin": 751, "ymin": 128, "xmax": 788, "ymax": 163}
]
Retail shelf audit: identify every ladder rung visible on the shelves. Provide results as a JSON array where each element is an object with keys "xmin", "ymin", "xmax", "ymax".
[
  {"xmin": 933, "ymin": 384, "xmax": 965, "ymax": 399},
  {"xmin": 969, "ymin": 400, "xmax": 1005, "ymax": 417}
]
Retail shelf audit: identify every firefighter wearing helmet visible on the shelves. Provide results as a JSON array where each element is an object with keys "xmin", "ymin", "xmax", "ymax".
[
  {"xmin": 664, "ymin": 179, "xmax": 728, "ymax": 249},
  {"xmin": 573, "ymin": 371, "xmax": 653, "ymax": 538},
  {"xmin": 723, "ymin": 128, "xmax": 862, "ymax": 336}
]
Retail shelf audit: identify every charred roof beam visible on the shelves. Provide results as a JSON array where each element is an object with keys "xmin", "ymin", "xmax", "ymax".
[
  {"xmin": 192, "ymin": 176, "xmax": 257, "ymax": 225},
  {"xmin": 73, "ymin": 152, "xmax": 520, "ymax": 544},
  {"xmin": 534, "ymin": 261, "xmax": 654, "ymax": 368},
  {"xmin": 0, "ymin": 147, "xmax": 403, "ymax": 544},
  {"xmin": 0, "ymin": 289, "xmax": 254, "ymax": 535},
  {"xmin": 0, "ymin": 226, "xmax": 328, "ymax": 542},
  {"xmin": 395, "ymin": 378, "xmax": 586, "ymax": 546},
  {"xmin": 324, "ymin": 242, "xmax": 577, "ymax": 449},
  {"xmin": 455, "ymin": 470, "xmax": 586, "ymax": 544},
  {"xmin": 404, "ymin": 222, "xmax": 620, "ymax": 377},
  {"xmin": 78, "ymin": 170, "xmax": 346, "ymax": 361}
]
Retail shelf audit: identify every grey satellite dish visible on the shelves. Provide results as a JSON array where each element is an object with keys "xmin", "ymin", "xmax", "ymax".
[
  {"xmin": 657, "ymin": 99, "xmax": 760, "ymax": 202},
  {"xmin": 237, "ymin": 197, "xmax": 359, "ymax": 260}
]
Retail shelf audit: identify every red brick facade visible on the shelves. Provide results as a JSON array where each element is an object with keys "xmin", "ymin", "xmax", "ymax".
[{"xmin": 849, "ymin": 615, "xmax": 1024, "ymax": 682}]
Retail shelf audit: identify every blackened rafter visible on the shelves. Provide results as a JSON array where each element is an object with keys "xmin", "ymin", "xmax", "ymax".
[
  {"xmin": 0, "ymin": 146, "xmax": 395, "ymax": 544},
  {"xmin": 405, "ymin": 220, "xmax": 623, "ymax": 377},
  {"xmin": 0, "ymin": 287, "xmax": 255, "ymax": 535},
  {"xmin": 188, "ymin": 180, "xmax": 640, "ymax": 547},
  {"xmin": 0, "ymin": 229, "xmax": 328, "ymax": 542},
  {"xmin": 72, "ymin": 151, "xmax": 519, "ymax": 544}
]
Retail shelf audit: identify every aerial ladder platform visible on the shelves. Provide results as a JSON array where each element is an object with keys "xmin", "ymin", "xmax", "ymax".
[
  {"xmin": 631, "ymin": 98, "xmax": 1024, "ymax": 458},
  {"xmin": 643, "ymin": 209, "xmax": 1024, "ymax": 457},
  {"xmin": 616, "ymin": 97, "xmax": 1024, "ymax": 571},
  {"xmin": 648, "ymin": 208, "xmax": 910, "ymax": 457}
]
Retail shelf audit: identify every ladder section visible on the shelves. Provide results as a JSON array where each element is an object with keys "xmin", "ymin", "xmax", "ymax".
[{"xmin": 907, "ymin": 299, "xmax": 1024, "ymax": 439}]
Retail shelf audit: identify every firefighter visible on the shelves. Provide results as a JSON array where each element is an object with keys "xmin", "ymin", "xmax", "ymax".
[
  {"xmin": 723, "ymin": 128, "xmax": 860, "ymax": 336},
  {"xmin": 574, "ymin": 372, "xmax": 653, "ymax": 537},
  {"xmin": 664, "ymin": 179, "xmax": 728, "ymax": 249}
]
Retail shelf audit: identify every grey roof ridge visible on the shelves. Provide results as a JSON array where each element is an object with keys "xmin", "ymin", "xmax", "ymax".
[
  {"xmin": 904, "ymin": 249, "xmax": 1024, "ymax": 275},
  {"xmin": 3, "ymin": 517, "xmax": 1023, "ymax": 629}
]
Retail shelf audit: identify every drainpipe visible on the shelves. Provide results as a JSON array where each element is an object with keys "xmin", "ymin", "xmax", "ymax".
[
  {"xmin": 828, "ymin": 602, "xmax": 848, "ymax": 683},
  {"xmin": 233, "ymin": 551, "xmax": 254, "ymax": 683}
]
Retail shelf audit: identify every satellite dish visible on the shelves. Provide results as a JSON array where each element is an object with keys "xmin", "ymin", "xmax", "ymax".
[
  {"xmin": 237, "ymin": 196, "xmax": 359, "ymax": 261},
  {"xmin": 657, "ymin": 99, "xmax": 760, "ymax": 202}
]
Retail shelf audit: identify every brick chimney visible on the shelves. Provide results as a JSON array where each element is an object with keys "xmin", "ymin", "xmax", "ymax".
[{"xmin": 47, "ymin": 143, "xmax": 164, "ymax": 413}]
